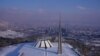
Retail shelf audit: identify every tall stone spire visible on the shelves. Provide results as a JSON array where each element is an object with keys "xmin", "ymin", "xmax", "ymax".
[{"xmin": 58, "ymin": 13, "xmax": 62, "ymax": 55}]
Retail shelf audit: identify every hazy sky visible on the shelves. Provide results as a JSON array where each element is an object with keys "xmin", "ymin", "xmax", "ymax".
[{"xmin": 0, "ymin": 0, "xmax": 100, "ymax": 27}]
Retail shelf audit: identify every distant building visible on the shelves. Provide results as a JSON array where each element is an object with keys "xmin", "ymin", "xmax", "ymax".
[
  {"xmin": 88, "ymin": 38, "xmax": 100, "ymax": 56},
  {"xmin": 90, "ymin": 38, "xmax": 100, "ymax": 47}
]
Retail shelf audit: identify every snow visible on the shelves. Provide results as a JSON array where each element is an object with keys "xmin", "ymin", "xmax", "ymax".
[
  {"xmin": 0, "ymin": 42, "xmax": 80, "ymax": 56},
  {"xmin": 0, "ymin": 30, "xmax": 24, "ymax": 38},
  {"xmin": 18, "ymin": 43, "xmax": 79, "ymax": 56},
  {"xmin": 0, "ymin": 45, "xmax": 17, "ymax": 56}
]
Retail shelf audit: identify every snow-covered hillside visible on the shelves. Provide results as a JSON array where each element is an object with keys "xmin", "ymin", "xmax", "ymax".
[{"xmin": 0, "ymin": 30, "xmax": 24, "ymax": 38}]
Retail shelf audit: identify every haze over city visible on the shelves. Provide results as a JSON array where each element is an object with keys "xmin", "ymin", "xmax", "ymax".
[{"xmin": 0, "ymin": 0, "xmax": 100, "ymax": 27}]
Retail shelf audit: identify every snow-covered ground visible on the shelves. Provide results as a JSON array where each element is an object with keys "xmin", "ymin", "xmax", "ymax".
[
  {"xmin": 0, "ymin": 45, "xmax": 17, "ymax": 56},
  {"xmin": 18, "ymin": 43, "xmax": 79, "ymax": 56},
  {"xmin": 0, "ymin": 42, "xmax": 80, "ymax": 56}
]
